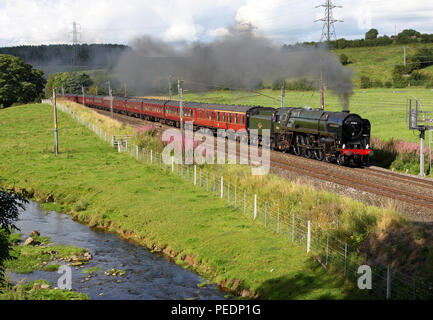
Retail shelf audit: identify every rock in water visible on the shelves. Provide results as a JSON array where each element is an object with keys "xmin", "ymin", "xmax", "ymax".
[
  {"xmin": 29, "ymin": 230, "xmax": 40, "ymax": 237},
  {"xmin": 23, "ymin": 237, "xmax": 34, "ymax": 246}
]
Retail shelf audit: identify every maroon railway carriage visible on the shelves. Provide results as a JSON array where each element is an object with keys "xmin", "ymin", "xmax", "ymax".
[
  {"xmin": 160, "ymin": 100, "xmax": 250, "ymax": 133},
  {"xmin": 61, "ymin": 94, "xmax": 251, "ymax": 134}
]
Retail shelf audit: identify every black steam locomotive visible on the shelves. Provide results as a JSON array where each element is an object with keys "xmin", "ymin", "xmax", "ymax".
[{"xmin": 247, "ymin": 106, "xmax": 373, "ymax": 166}]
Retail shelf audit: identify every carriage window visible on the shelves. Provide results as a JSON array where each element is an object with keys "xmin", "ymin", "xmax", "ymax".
[
  {"xmin": 208, "ymin": 112, "xmax": 211, "ymax": 120},
  {"xmin": 234, "ymin": 115, "xmax": 237, "ymax": 124},
  {"xmin": 222, "ymin": 113, "xmax": 226, "ymax": 122},
  {"xmin": 217, "ymin": 112, "xmax": 220, "ymax": 121}
]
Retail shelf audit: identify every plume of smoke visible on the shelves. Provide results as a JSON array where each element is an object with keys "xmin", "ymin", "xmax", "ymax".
[{"xmin": 114, "ymin": 26, "xmax": 353, "ymax": 109}]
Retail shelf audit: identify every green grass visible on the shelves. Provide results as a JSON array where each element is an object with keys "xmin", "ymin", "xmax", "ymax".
[
  {"xmin": 0, "ymin": 280, "xmax": 89, "ymax": 300},
  {"xmin": 0, "ymin": 103, "xmax": 366, "ymax": 299},
  {"xmin": 5, "ymin": 233, "xmax": 90, "ymax": 274},
  {"xmin": 331, "ymin": 43, "xmax": 433, "ymax": 86},
  {"xmin": 82, "ymin": 266, "xmax": 101, "ymax": 275},
  {"xmin": 182, "ymin": 88, "xmax": 433, "ymax": 143}
]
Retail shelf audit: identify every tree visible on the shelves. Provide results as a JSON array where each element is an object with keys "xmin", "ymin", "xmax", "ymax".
[
  {"xmin": 365, "ymin": 29, "xmax": 379, "ymax": 40},
  {"xmin": 46, "ymin": 72, "xmax": 93, "ymax": 97},
  {"xmin": 0, "ymin": 187, "xmax": 27, "ymax": 282},
  {"xmin": 0, "ymin": 54, "xmax": 46, "ymax": 108},
  {"xmin": 397, "ymin": 29, "xmax": 421, "ymax": 44},
  {"xmin": 399, "ymin": 29, "xmax": 421, "ymax": 38}
]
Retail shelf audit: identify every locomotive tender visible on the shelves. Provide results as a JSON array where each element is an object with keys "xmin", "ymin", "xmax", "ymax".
[{"xmin": 62, "ymin": 93, "xmax": 373, "ymax": 166}]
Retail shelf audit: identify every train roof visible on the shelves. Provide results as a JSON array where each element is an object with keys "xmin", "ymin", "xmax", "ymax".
[{"xmin": 163, "ymin": 100, "xmax": 256, "ymax": 113}]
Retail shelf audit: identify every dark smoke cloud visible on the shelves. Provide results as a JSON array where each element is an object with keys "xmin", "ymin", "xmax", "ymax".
[{"xmin": 114, "ymin": 26, "xmax": 353, "ymax": 109}]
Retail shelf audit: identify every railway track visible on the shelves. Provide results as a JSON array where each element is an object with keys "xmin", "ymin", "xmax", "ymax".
[
  {"xmin": 364, "ymin": 166, "xmax": 433, "ymax": 189},
  {"xmin": 269, "ymin": 155, "xmax": 433, "ymax": 210},
  {"xmin": 91, "ymin": 105, "xmax": 433, "ymax": 221}
]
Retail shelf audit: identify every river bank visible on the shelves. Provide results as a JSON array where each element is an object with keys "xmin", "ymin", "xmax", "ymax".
[{"xmin": 4, "ymin": 201, "xmax": 227, "ymax": 300}]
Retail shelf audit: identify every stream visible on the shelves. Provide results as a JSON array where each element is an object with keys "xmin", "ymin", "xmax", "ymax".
[{"xmin": 8, "ymin": 201, "xmax": 227, "ymax": 300}]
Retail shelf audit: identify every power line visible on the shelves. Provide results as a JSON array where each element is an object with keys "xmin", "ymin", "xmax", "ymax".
[{"xmin": 315, "ymin": 0, "xmax": 343, "ymax": 42}]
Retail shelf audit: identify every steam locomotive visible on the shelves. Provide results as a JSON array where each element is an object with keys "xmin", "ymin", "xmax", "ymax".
[
  {"xmin": 248, "ymin": 106, "xmax": 373, "ymax": 166},
  {"xmin": 61, "ymin": 93, "xmax": 373, "ymax": 166}
]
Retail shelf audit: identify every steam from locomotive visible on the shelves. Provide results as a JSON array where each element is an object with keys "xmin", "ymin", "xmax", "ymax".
[{"xmin": 114, "ymin": 25, "xmax": 354, "ymax": 110}]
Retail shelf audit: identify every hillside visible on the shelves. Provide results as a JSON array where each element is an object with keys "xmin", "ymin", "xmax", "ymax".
[
  {"xmin": 332, "ymin": 43, "xmax": 433, "ymax": 87},
  {"xmin": 0, "ymin": 44, "xmax": 129, "ymax": 76}
]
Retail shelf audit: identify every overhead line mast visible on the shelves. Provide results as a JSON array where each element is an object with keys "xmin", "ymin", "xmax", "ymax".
[{"xmin": 71, "ymin": 21, "xmax": 81, "ymax": 66}]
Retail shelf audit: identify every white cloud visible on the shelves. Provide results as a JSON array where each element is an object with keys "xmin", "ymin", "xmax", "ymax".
[
  {"xmin": 207, "ymin": 27, "xmax": 230, "ymax": 38},
  {"xmin": 1, "ymin": 0, "xmax": 433, "ymax": 46}
]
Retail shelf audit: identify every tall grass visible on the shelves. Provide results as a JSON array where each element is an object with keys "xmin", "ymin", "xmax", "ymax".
[
  {"xmin": 372, "ymin": 137, "xmax": 432, "ymax": 175},
  {"xmin": 58, "ymin": 100, "xmax": 133, "ymax": 137}
]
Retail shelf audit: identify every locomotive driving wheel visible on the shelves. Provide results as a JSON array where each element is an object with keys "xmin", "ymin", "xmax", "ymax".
[
  {"xmin": 301, "ymin": 136, "xmax": 312, "ymax": 159},
  {"xmin": 293, "ymin": 135, "xmax": 302, "ymax": 156},
  {"xmin": 314, "ymin": 148, "xmax": 325, "ymax": 161}
]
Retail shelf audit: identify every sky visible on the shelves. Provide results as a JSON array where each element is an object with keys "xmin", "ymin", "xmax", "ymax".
[{"xmin": 1, "ymin": 0, "xmax": 433, "ymax": 47}]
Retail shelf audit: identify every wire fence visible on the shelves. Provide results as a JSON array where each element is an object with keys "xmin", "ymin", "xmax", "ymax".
[{"xmin": 53, "ymin": 100, "xmax": 433, "ymax": 300}]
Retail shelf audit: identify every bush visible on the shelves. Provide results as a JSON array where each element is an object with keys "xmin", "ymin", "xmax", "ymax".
[
  {"xmin": 393, "ymin": 77, "xmax": 409, "ymax": 88},
  {"xmin": 392, "ymin": 65, "xmax": 410, "ymax": 88},
  {"xmin": 360, "ymin": 76, "xmax": 372, "ymax": 89},
  {"xmin": 409, "ymin": 70, "xmax": 431, "ymax": 86},
  {"xmin": 0, "ymin": 189, "xmax": 27, "ymax": 282},
  {"xmin": 340, "ymin": 53, "xmax": 351, "ymax": 65},
  {"xmin": 373, "ymin": 80, "xmax": 384, "ymax": 88},
  {"xmin": 408, "ymin": 47, "xmax": 433, "ymax": 70},
  {"xmin": 285, "ymin": 79, "xmax": 314, "ymax": 91},
  {"xmin": 385, "ymin": 81, "xmax": 393, "ymax": 88}
]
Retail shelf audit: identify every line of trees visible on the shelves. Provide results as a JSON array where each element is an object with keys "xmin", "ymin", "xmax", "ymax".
[
  {"xmin": 46, "ymin": 71, "xmax": 130, "ymax": 97},
  {"xmin": 0, "ymin": 44, "xmax": 129, "ymax": 69},
  {"xmin": 283, "ymin": 29, "xmax": 433, "ymax": 50}
]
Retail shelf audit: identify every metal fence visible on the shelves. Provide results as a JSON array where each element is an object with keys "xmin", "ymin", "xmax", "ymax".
[{"xmin": 54, "ymin": 100, "xmax": 433, "ymax": 300}]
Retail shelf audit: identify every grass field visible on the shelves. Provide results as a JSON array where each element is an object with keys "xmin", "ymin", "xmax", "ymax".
[
  {"xmin": 331, "ymin": 43, "xmax": 433, "ymax": 86},
  {"xmin": 179, "ymin": 88, "xmax": 433, "ymax": 143},
  {"xmin": 0, "ymin": 103, "xmax": 365, "ymax": 299}
]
